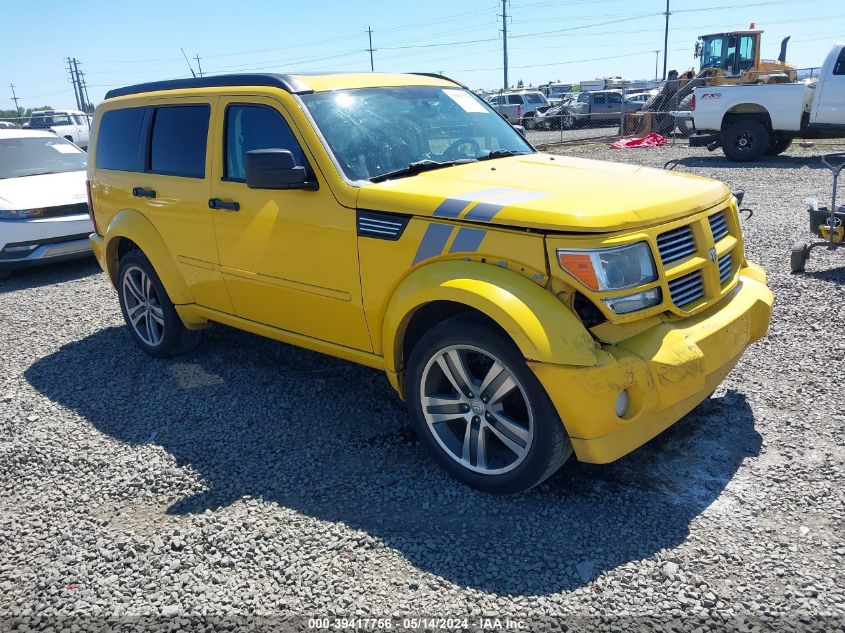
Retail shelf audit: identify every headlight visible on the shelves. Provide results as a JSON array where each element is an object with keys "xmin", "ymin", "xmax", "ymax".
[
  {"xmin": 557, "ymin": 242, "xmax": 657, "ymax": 291},
  {"xmin": 602, "ymin": 287, "xmax": 662, "ymax": 314}
]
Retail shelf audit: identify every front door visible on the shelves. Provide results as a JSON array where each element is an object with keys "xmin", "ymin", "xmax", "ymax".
[
  {"xmin": 209, "ymin": 95, "xmax": 371, "ymax": 352},
  {"xmin": 814, "ymin": 48, "xmax": 845, "ymax": 126}
]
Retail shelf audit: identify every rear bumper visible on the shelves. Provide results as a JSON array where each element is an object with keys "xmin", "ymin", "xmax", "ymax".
[{"xmin": 529, "ymin": 264, "xmax": 773, "ymax": 463}]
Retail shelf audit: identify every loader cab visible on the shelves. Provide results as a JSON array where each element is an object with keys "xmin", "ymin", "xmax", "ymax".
[{"xmin": 696, "ymin": 31, "xmax": 760, "ymax": 77}]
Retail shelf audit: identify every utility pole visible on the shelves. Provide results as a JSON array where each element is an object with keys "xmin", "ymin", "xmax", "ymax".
[
  {"xmin": 9, "ymin": 84, "xmax": 21, "ymax": 118},
  {"xmin": 499, "ymin": 0, "xmax": 509, "ymax": 90},
  {"xmin": 66, "ymin": 57, "xmax": 82, "ymax": 111},
  {"xmin": 72, "ymin": 59, "xmax": 91, "ymax": 112},
  {"xmin": 194, "ymin": 54, "xmax": 204, "ymax": 77},
  {"xmin": 180, "ymin": 48, "xmax": 197, "ymax": 78},
  {"xmin": 662, "ymin": 0, "xmax": 670, "ymax": 80},
  {"xmin": 365, "ymin": 26, "xmax": 375, "ymax": 71},
  {"xmin": 78, "ymin": 63, "xmax": 92, "ymax": 113},
  {"xmin": 654, "ymin": 50, "xmax": 660, "ymax": 81}
]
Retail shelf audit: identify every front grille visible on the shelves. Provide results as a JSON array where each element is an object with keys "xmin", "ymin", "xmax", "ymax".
[
  {"xmin": 668, "ymin": 270, "xmax": 705, "ymax": 307},
  {"xmin": 718, "ymin": 252, "xmax": 732, "ymax": 284},
  {"xmin": 709, "ymin": 212, "xmax": 729, "ymax": 241},
  {"xmin": 656, "ymin": 225, "xmax": 696, "ymax": 265}
]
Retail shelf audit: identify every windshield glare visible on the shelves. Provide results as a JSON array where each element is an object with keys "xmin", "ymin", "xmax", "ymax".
[
  {"xmin": 300, "ymin": 86, "xmax": 533, "ymax": 182},
  {"xmin": 0, "ymin": 136, "xmax": 87, "ymax": 179}
]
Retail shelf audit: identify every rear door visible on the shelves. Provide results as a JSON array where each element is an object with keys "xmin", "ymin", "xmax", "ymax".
[
  {"xmin": 591, "ymin": 92, "xmax": 608, "ymax": 120},
  {"xmin": 131, "ymin": 98, "xmax": 233, "ymax": 311},
  {"xmin": 606, "ymin": 91, "xmax": 624, "ymax": 118}
]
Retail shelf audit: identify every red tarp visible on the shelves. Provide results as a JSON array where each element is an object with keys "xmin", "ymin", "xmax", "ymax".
[{"xmin": 610, "ymin": 133, "xmax": 667, "ymax": 149}]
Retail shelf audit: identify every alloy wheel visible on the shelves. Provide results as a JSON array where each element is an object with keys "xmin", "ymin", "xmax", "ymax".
[
  {"xmin": 122, "ymin": 265, "xmax": 165, "ymax": 347},
  {"xmin": 419, "ymin": 345, "xmax": 535, "ymax": 475}
]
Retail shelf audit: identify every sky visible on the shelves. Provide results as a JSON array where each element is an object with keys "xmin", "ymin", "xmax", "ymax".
[{"xmin": 1, "ymin": 0, "xmax": 842, "ymax": 111}]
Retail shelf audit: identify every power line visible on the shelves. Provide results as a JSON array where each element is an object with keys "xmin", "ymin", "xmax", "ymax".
[{"xmin": 194, "ymin": 55, "xmax": 204, "ymax": 77}]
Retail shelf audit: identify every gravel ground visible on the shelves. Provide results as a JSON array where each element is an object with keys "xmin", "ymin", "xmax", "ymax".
[{"xmin": 2, "ymin": 142, "xmax": 844, "ymax": 632}]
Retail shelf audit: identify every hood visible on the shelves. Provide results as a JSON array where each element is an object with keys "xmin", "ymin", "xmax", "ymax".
[
  {"xmin": 356, "ymin": 154, "xmax": 730, "ymax": 233},
  {"xmin": 0, "ymin": 170, "xmax": 87, "ymax": 210}
]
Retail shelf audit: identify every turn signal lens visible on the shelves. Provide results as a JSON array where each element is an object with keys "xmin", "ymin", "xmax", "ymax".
[{"xmin": 557, "ymin": 252, "xmax": 600, "ymax": 290}]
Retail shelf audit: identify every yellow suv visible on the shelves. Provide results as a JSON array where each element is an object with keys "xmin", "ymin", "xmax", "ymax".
[{"xmin": 87, "ymin": 72, "xmax": 773, "ymax": 493}]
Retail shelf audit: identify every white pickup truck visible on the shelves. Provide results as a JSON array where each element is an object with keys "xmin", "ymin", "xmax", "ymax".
[
  {"xmin": 24, "ymin": 109, "xmax": 91, "ymax": 150},
  {"xmin": 686, "ymin": 43, "xmax": 845, "ymax": 161}
]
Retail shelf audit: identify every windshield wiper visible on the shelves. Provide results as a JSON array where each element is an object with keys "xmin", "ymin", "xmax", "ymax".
[
  {"xmin": 369, "ymin": 159, "xmax": 473, "ymax": 183},
  {"xmin": 477, "ymin": 149, "xmax": 529, "ymax": 161}
]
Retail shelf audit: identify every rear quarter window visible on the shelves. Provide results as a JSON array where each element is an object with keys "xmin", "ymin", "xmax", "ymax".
[
  {"xmin": 149, "ymin": 105, "xmax": 210, "ymax": 178},
  {"xmin": 96, "ymin": 107, "xmax": 145, "ymax": 171},
  {"xmin": 834, "ymin": 48, "xmax": 845, "ymax": 75}
]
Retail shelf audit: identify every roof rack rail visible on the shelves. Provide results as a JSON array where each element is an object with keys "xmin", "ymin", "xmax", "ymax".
[{"xmin": 104, "ymin": 74, "xmax": 313, "ymax": 100}]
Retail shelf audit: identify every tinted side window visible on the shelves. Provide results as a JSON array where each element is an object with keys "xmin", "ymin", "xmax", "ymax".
[
  {"xmin": 834, "ymin": 48, "xmax": 845, "ymax": 75},
  {"xmin": 607, "ymin": 92, "xmax": 622, "ymax": 103},
  {"xmin": 149, "ymin": 105, "xmax": 210, "ymax": 178},
  {"xmin": 593, "ymin": 94, "xmax": 607, "ymax": 104},
  {"xmin": 96, "ymin": 107, "xmax": 145, "ymax": 171},
  {"xmin": 224, "ymin": 105, "xmax": 306, "ymax": 181}
]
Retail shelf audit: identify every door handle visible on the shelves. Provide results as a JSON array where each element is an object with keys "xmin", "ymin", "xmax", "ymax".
[
  {"xmin": 208, "ymin": 198, "xmax": 240, "ymax": 212},
  {"xmin": 132, "ymin": 187, "xmax": 156, "ymax": 199}
]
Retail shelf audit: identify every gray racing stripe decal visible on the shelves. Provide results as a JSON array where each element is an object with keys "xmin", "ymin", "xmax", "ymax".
[
  {"xmin": 449, "ymin": 227, "xmax": 487, "ymax": 254},
  {"xmin": 412, "ymin": 223, "xmax": 453, "ymax": 265},
  {"xmin": 432, "ymin": 187, "xmax": 519, "ymax": 218},
  {"xmin": 463, "ymin": 190, "xmax": 553, "ymax": 222}
]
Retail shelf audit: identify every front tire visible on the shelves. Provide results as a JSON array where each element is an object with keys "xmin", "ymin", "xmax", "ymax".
[
  {"xmin": 405, "ymin": 315, "xmax": 572, "ymax": 494},
  {"xmin": 117, "ymin": 250, "xmax": 200, "ymax": 357},
  {"xmin": 722, "ymin": 119, "xmax": 770, "ymax": 162}
]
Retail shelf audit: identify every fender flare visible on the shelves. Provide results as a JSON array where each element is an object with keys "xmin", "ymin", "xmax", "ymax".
[
  {"xmin": 103, "ymin": 209, "xmax": 194, "ymax": 305},
  {"xmin": 382, "ymin": 260, "xmax": 599, "ymax": 376}
]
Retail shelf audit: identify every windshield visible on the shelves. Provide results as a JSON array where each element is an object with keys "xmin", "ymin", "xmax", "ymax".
[
  {"xmin": 300, "ymin": 86, "xmax": 533, "ymax": 182},
  {"xmin": 27, "ymin": 113, "xmax": 74, "ymax": 128},
  {"xmin": 0, "ymin": 136, "xmax": 87, "ymax": 179}
]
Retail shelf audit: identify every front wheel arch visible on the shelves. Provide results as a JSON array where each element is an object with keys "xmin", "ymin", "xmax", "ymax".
[{"xmin": 382, "ymin": 261, "xmax": 599, "ymax": 395}]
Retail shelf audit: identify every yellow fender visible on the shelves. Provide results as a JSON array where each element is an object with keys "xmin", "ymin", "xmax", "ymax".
[
  {"xmin": 103, "ymin": 209, "xmax": 194, "ymax": 305},
  {"xmin": 382, "ymin": 260, "xmax": 599, "ymax": 378}
]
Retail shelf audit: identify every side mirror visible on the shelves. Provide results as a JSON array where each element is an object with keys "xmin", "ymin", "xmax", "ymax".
[{"xmin": 245, "ymin": 149, "xmax": 316, "ymax": 190}]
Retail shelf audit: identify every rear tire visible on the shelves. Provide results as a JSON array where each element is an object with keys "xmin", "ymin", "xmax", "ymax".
[
  {"xmin": 765, "ymin": 136, "xmax": 793, "ymax": 156},
  {"xmin": 405, "ymin": 315, "xmax": 572, "ymax": 494},
  {"xmin": 722, "ymin": 119, "xmax": 770, "ymax": 162},
  {"xmin": 117, "ymin": 250, "xmax": 200, "ymax": 357}
]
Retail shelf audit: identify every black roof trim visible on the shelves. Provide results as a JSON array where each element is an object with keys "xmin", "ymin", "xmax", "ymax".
[{"xmin": 104, "ymin": 74, "xmax": 314, "ymax": 100}]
